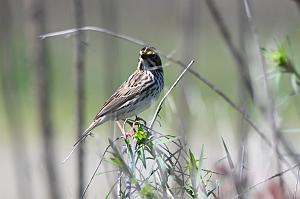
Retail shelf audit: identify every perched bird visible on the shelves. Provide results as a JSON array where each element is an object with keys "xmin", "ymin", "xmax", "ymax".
[{"xmin": 74, "ymin": 46, "xmax": 164, "ymax": 146}]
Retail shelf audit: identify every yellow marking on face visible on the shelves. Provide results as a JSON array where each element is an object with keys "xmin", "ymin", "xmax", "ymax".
[{"xmin": 146, "ymin": 51, "xmax": 156, "ymax": 55}]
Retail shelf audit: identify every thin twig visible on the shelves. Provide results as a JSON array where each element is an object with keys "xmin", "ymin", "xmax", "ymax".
[
  {"xmin": 105, "ymin": 178, "xmax": 120, "ymax": 199},
  {"xmin": 73, "ymin": 0, "xmax": 87, "ymax": 197},
  {"xmin": 30, "ymin": 0, "xmax": 62, "ymax": 198},
  {"xmin": 235, "ymin": 163, "xmax": 300, "ymax": 198},
  {"xmin": 205, "ymin": 0, "xmax": 253, "ymax": 98},
  {"xmin": 239, "ymin": 145, "xmax": 246, "ymax": 182},
  {"xmin": 150, "ymin": 60, "xmax": 194, "ymax": 129},
  {"xmin": 39, "ymin": 26, "xmax": 146, "ymax": 46},
  {"xmin": 236, "ymin": 1, "xmax": 251, "ymax": 194},
  {"xmin": 294, "ymin": 167, "xmax": 300, "ymax": 199},
  {"xmin": 221, "ymin": 137, "xmax": 234, "ymax": 170},
  {"xmin": 81, "ymin": 137, "xmax": 120, "ymax": 199}
]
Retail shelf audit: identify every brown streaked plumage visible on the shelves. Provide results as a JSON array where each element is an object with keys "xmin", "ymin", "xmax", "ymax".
[{"xmin": 74, "ymin": 46, "xmax": 164, "ymax": 146}]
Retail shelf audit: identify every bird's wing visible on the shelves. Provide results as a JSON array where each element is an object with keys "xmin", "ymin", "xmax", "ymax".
[{"xmin": 93, "ymin": 70, "xmax": 150, "ymax": 120}]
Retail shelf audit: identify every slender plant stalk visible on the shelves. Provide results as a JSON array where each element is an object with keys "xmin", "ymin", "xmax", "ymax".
[
  {"xmin": 28, "ymin": 0, "xmax": 62, "ymax": 198},
  {"xmin": 235, "ymin": 163, "xmax": 300, "ymax": 198},
  {"xmin": 205, "ymin": 0, "xmax": 253, "ymax": 98},
  {"xmin": 73, "ymin": 0, "xmax": 87, "ymax": 197},
  {"xmin": 150, "ymin": 60, "xmax": 195, "ymax": 129},
  {"xmin": 0, "ymin": 1, "xmax": 32, "ymax": 198}
]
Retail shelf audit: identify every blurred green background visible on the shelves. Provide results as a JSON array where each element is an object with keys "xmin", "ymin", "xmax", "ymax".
[{"xmin": 0, "ymin": 0, "xmax": 300, "ymax": 198}]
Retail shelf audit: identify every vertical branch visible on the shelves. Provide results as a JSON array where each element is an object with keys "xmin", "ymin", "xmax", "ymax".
[
  {"xmin": 26, "ymin": 0, "xmax": 62, "ymax": 198},
  {"xmin": 243, "ymin": 2, "xmax": 288, "ymax": 151},
  {"xmin": 0, "ymin": 1, "xmax": 32, "ymax": 199},
  {"xmin": 205, "ymin": 0, "xmax": 253, "ymax": 98},
  {"xmin": 99, "ymin": 0, "xmax": 119, "ymax": 92},
  {"xmin": 205, "ymin": 0, "xmax": 253, "ymax": 194},
  {"xmin": 235, "ymin": 0, "xmax": 252, "ymax": 196},
  {"xmin": 176, "ymin": 0, "xmax": 199, "ymax": 138},
  {"xmin": 292, "ymin": 0, "xmax": 300, "ymax": 12},
  {"xmin": 73, "ymin": 0, "xmax": 86, "ymax": 197},
  {"xmin": 242, "ymin": 0, "xmax": 295, "ymax": 189},
  {"xmin": 98, "ymin": 1, "xmax": 120, "ymax": 194}
]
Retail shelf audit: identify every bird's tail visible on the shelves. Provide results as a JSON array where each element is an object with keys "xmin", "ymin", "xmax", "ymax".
[
  {"xmin": 63, "ymin": 120, "xmax": 101, "ymax": 163},
  {"xmin": 73, "ymin": 120, "xmax": 99, "ymax": 148},
  {"xmin": 63, "ymin": 118, "xmax": 106, "ymax": 162}
]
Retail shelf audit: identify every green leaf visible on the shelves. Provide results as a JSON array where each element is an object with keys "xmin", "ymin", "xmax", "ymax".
[
  {"xmin": 184, "ymin": 185, "xmax": 198, "ymax": 198},
  {"xmin": 271, "ymin": 48, "xmax": 289, "ymax": 67},
  {"xmin": 188, "ymin": 149, "xmax": 198, "ymax": 191},
  {"xmin": 273, "ymin": 72, "xmax": 282, "ymax": 88},
  {"xmin": 152, "ymin": 136, "xmax": 178, "ymax": 145},
  {"xmin": 138, "ymin": 145, "xmax": 147, "ymax": 168},
  {"xmin": 156, "ymin": 156, "xmax": 168, "ymax": 186},
  {"xmin": 135, "ymin": 127, "xmax": 149, "ymax": 145},
  {"xmin": 189, "ymin": 149, "xmax": 197, "ymax": 170},
  {"xmin": 197, "ymin": 145, "xmax": 204, "ymax": 181},
  {"xmin": 291, "ymin": 74, "xmax": 299, "ymax": 94},
  {"xmin": 260, "ymin": 47, "xmax": 267, "ymax": 54},
  {"xmin": 140, "ymin": 183, "xmax": 158, "ymax": 199},
  {"xmin": 110, "ymin": 156, "xmax": 125, "ymax": 170},
  {"xmin": 108, "ymin": 138, "xmax": 130, "ymax": 174},
  {"xmin": 198, "ymin": 145, "xmax": 204, "ymax": 169},
  {"xmin": 221, "ymin": 137, "xmax": 234, "ymax": 169},
  {"xmin": 188, "ymin": 147, "xmax": 205, "ymax": 196},
  {"xmin": 125, "ymin": 138, "xmax": 134, "ymax": 157}
]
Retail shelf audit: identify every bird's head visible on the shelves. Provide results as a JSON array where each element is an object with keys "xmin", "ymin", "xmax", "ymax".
[{"xmin": 138, "ymin": 46, "xmax": 162, "ymax": 71}]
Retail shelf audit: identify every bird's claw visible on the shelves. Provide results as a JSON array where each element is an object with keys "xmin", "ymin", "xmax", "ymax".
[
  {"xmin": 134, "ymin": 116, "xmax": 147, "ymax": 126},
  {"xmin": 125, "ymin": 129, "xmax": 135, "ymax": 138}
]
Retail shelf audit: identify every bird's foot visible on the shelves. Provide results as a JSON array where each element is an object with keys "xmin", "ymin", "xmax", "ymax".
[
  {"xmin": 125, "ymin": 128, "xmax": 136, "ymax": 138},
  {"xmin": 125, "ymin": 118, "xmax": 142, "ymax": 138},
  {"xmin": 134, "ymin": 115, "xmax": 147, "ymax": 126},
  {"xmin": 120, "ymin": 117, "xmax": 146, "ymax": 138}
]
